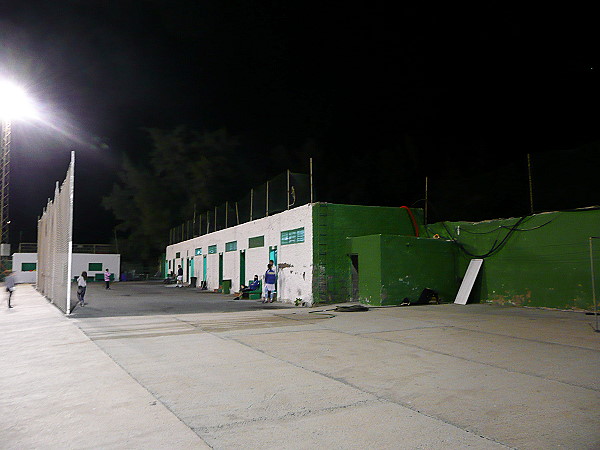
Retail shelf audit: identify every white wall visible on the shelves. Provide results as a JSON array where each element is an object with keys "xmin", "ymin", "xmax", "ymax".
[
  {"xmin": 71, "ymin": 254, "xmax": 121, "ymax": 281},
  {"xmin": 11, "ymin": 253, "xmax": 121, "ymax": 284},
  {"xmin": 12, "ymin": 253, "xmax": 38, "ymax": 283},
  {"xmin": 166, "ymin": 204, "xmax": 314, "ymax": 305}
]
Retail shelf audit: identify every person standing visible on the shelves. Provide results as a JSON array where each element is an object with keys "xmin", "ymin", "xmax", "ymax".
[
  {"xmin": 5, "ymin": 270, "xmax": 15, "ymax": 308},
  {"xmin": 176, "ymin": 265, "xmax": 184, "ymax": 288},
  {"xmin": 263, "ymin": 262, "xmax": 277, "ymax": 303},
  {"xmin": 77, "ymin": 271, "xmax": 87, "ymax": 306},
  {"xmin": 104, "ymin": 268, "xmax": 111, "ymax": 290}
]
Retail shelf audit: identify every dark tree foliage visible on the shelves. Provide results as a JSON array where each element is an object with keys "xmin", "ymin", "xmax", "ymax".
[{"xmin": 102, "ymin": 127, "xmax": 244, "ymax": 266}]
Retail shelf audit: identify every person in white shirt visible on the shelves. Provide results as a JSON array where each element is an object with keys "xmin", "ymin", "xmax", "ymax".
[{"xmin": 77, "ymin": 271, "xmax": 87, "ymax": 306}]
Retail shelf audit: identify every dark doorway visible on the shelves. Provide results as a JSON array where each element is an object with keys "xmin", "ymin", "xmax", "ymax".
[{"xmin": 349, "ymin": 254, "xmax": 359, "ymax": 300}]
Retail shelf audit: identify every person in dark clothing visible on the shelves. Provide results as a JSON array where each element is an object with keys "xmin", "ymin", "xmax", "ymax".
[
  {"xmin": 176, "ymin": 265, "xmax": 184, "ymax": 288},
  {"xmin": 5, "ymin": 271, "xmax": 15, "ymax": 308},
  {"xmin": 233, "ymin": 275, "xmax": 260, "ymax": 300}
]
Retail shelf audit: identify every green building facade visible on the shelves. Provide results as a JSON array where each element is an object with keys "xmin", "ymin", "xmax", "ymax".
[{"xmin": 312, "ymin": 204, "xmax": 599, "ymax": 311}]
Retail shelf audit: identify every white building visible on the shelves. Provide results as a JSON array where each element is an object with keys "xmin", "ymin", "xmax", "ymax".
[
  {"xmin": 166, "ymin": 202, "xmax": 423, "ymax": 306},
  {"xmin": 166, "ymin": 203, "xmax": 314, "ymax": 304},
  {"xmin": 11, "ymin": 252, "xmax": 121, "ymax": 284}
]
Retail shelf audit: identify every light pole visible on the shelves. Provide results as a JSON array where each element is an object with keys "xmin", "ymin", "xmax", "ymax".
[{"xmin": 0, "ymin": 80, "xmax": 37, "ymax": 257}]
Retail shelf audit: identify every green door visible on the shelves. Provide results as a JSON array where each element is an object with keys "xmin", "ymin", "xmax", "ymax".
[
  {"xmin": 203, "ymin": 255, "xmax": 207, "ymax": 281},
  {"xmin": 190, "ymin": 257, "xmax": 195, "ymax": 280},
  {"xmin": 269, "ymin": 246, "xmax": 278, "ymax": 267},
  {"xmin": 219, "ymin": 253, "xmax": 224, "ymax": 285},
  {"xmin": 239, "ymin": 250, "xmax": 246, "ymax": 286}
]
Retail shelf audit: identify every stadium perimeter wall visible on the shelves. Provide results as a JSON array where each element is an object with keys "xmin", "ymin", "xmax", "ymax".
[{"xmin": 427, "ymin": 208, "xmax": 600, "ymax": 310}]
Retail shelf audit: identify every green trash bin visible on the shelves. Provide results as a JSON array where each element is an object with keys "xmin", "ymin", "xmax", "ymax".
[{"xmin": 221, "ymin": 279, "xmax": 232, "ymax": 295}]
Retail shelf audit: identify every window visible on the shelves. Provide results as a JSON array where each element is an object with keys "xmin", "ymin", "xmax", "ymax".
[
  {"xmin": 248, "ymin": 235, "xmax": 264, "ymax": 248},
  {"xmin": 225, "ymin": 241, "xmax": 237, "ymax": 252},
  {"xmin": 281, "ymin": 227, "xmax": 305, "ymax": 245},
  {"xmin": 208, "ymin": 245, "xmax": 217, "ymax": 254},
  {"xmin": 89, "ymin": 262, "xmax": 103, "ymax": 271},
  {"xmin": 21, "ymin": 262, "xmax": 37, "ymax": 271},
  {"xmin": 195, "ymin": 248, "xmax": 202, "ymax": 256},
  {"xmin": 175, "ymin": 252, "xmax": 181, "ymax": 258}
]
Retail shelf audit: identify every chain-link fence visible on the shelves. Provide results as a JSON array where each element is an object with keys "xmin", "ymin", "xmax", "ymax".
[
  {"xmin": 169, "ymin": 170, "xmax": 311, "ymax": 244},
  {"xmin": 37, "ymin": 152, "xmax": 74, "ymax": 314},
  {"xmin": 425, "ymin": 144, "xmax": 600, "ymax": 224}
]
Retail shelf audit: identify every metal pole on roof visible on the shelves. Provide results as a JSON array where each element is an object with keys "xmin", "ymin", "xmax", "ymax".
[
  {"xmin": 310, "ymin": 157, "xmax": 314, "ymax": 203},
  {"xmin": 214, "ymin": 206, "xmax": 217, "ymax": 232},
  {"xmin": 590, "ymin": 237, "xmax": 599, "ymax": 332},
  {"xmin": 235, "ymin": 201, "xmax": 239, "ymax": 225},
  {"xmin": 287, "ymin": 169, "xmax": 290, "ymax": 210},
  {"xmin": 266, "ymin": 180, "xmax": 269, "ymax": 217},
  {"xmin": 527, "ymin": 153, "xmax": 534, "ymax": 214},
  {"xmin": 250, "ymin": 188, "xmax": 253, "ymax": 221},
  {"xmin": 225, "ymin": 201, "xmax": 228, "ymax": 228},
  {"xmin": 425, "ymin": 176, "xmax": 429, "ymax": 226}
]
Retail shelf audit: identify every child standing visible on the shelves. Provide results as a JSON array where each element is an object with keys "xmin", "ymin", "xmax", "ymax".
[{"xmin": 77, "ymin": 271, "xmax": 87, "ymax": 306}]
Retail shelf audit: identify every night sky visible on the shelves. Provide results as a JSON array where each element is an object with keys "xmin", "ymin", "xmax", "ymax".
[{"xmin": 1, "ymin": 2, "xmax": 598, "ymax": 249}]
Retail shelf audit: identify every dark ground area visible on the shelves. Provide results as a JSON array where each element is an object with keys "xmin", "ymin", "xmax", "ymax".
[{"xmin": 69, "ymin": 281, "xmax": 294, "ymax": 318}]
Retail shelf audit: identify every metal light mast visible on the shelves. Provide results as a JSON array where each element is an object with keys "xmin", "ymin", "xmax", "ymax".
[{"xmin": 0, "ymin": 118, "xmax": 10, "ymax": 250}]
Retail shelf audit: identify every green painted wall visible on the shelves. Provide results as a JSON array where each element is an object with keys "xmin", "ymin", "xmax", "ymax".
[
  {"xmin": 427, "ymin": 208, "xmax": 600, "ymax": 310},
  {"xmin": 312, "ymin": 203, "xmax": 423, "ymax": 304},
  {"xmin": 350, "ymin": 235, "xmax": 458, "ymax": 306},
  {"xmin": 348, "ymin": 235, "xmax": 382, "ymax": 303}
]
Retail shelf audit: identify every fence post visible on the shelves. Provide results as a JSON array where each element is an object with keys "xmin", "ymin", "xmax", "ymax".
[
  {"xmin": 310, "ymin": 157, "xmax": 314, "ymax": 203},
  {"xmin": 266, "ymin": 180, "xmax": 269, "ymax": 217},
  {"xmin": 527, "ymin": 153, "xmax": 534, "ymax": 214}
]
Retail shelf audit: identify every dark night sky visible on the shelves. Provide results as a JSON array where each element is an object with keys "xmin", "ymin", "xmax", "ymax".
[{"xmin": 1, "ymin": 1, "xmax": 598, "ymax": 248}]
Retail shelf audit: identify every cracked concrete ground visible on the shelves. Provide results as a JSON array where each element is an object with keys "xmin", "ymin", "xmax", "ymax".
[{"xmin": 1, "ymin": 282, "xmax": 599, "ymax": 449}]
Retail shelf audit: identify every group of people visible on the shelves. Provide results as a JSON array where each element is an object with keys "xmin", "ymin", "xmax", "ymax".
[
  {"xmin": 234, "ymin": 260, "xmax": 277, "ymax": 303},
  {"xmin": 4, "ymin": 268, "xmax": 112, "ymax": 309}
]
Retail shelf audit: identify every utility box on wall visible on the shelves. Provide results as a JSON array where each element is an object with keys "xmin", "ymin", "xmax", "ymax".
[{"xmin": 350, "ymin": 234, "xmax": 459, "ymax": 306}]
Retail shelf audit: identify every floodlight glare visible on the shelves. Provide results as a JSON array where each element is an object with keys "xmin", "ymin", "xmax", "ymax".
[{"xmin": 0, "ymin": 80, "xmax": 37, "ymax": 120}]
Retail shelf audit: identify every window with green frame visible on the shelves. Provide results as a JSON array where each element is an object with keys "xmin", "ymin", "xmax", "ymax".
[
  {"xmin": 89, "ymin": 262, "xmax": 103, "ymax": 271},
  {"xmin": 248, "ymin": 235, "xmax": 264, "ymax": 248},
  {"xmin": 175, "ymin": 252, "xmax": 181, "ymax": 258},
  {"xmin": 225, "ymin": 241, "xmax": 237, "ymax": 252},
  {"xmin": 195, "ymin": 248, "xmax": 202, "ymax": 256},
  {"xmin": 22, "ymin": 262, "xmax": 37, "ymax": 271},
  {"xmin": 208, "ymin": 245, "xmax": 217, "ymax": 254},
  {"xmin": 281, "ymin": 227, "xmax": 305, "ymax": 245}
]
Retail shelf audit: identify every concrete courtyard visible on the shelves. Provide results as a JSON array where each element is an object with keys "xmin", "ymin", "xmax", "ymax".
[{"xmin": 1, "ymin": 282, "xmax": 599, "ymax": 449}]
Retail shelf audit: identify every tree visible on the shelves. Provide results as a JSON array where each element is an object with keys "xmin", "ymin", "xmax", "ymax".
[{"xmin": 103, "ymin": 126, "xmax": 243, "ymax": 266}]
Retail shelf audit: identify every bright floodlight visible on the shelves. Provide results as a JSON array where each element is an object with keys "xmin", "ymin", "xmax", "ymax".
[{"xmin": 0, "ymin": 80, "xmax": 37, "ymax": 120}]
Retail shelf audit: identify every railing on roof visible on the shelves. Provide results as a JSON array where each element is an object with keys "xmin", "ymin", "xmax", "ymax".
[
  {"xmin": 72, "ymin": 244, "xmax": 118, "ymax": 254},
  {"xmin": 18, "ymin": 242, "xmax": 38, "ymax": 253},
  {"xmin": 17, "ymin": 243, "xmax": 117, "ymax": 254},
  {"xmin": 169, "ymin": 169, "xmax": 312, "ymax": 245}
]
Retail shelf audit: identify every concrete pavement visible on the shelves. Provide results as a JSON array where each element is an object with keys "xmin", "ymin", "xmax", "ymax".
[{"xmin": 1, "ymin": 283, "xmax": 599, "ymax": 449}]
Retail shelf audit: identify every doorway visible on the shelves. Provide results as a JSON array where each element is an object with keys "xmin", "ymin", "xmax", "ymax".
[
  {"xmin": 269, "ymin": 246, "xmax": 278, "ymax": 267},
  {"xmin": 218, "ymin": 253, "xmax": 224, "ymax": 285},
  {"xmin": 239, "ymin": 250, "xmax": 246, "ymax": 287},
  {"xmin": 202, "ymin": 255, "xmax": 207, "ymax": 282},
  {"xmin": 349, "ymin": 254, "xmax": 359, "ymax": 300}
]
